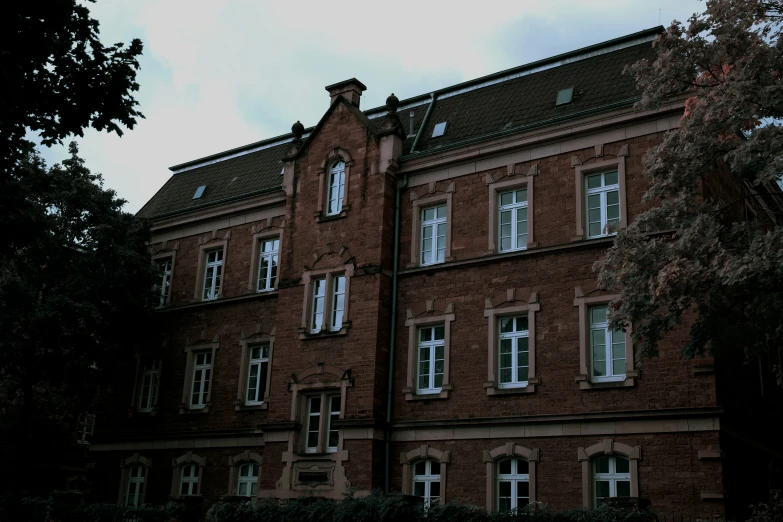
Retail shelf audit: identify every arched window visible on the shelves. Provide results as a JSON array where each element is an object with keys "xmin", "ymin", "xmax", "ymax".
[
  {"xmin": 170, "ymin": 452, "xmax": 205, "ymax": 497},
  {"xmin": 237, "ymin": 462, "xmax": 259, "ymax": 497},
  {"xmin": 125, "ymin": 464, "xmax": 145, "ymax": 506},
  {"xmin": 412, "ymin": 459, "xmax": 441, "ymax": 507},
  {"xmin": 497, "ymin": 458, "xmax": 529, "ymax": 512},
  {"xmin": 326, "ymin": 161, "xmax": 345, "ymax": 216},
  {"xmin": 593, "ymin": 455, "xmax": 630, "ymax": 506},
  {"xmin": 180, "ymin": 464, "xmax": 200, "ymax": 496}
]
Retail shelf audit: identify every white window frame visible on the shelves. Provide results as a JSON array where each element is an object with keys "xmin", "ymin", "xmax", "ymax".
[
  {"xmin": 497, "ymin": 189, "xmax": 529, "ymax": 253},
  {"xmin": 125, "ymin": 464, "xmax": 145, "ymax": 506},
  {"xmin": 310, "ymin": 277, "xmax": 327, "ymax": 333},
  {"xmin": 412, "ymin": 459, "xmax": 441, "ymax": 508},
  {"xmin": 202, "ymin": 249, "xmax": 223, "ymax": 301},
  {"xmin": 138, "ymin": 361, "xmax": 160, "ymax": 413},
  {"xmin": 190, "ymin": 351, "xmax": 212, "ymax": 409},
  {"xmin": 585, "ymin": 170, "xmax": 620, "ymax": 239},
  {"xmin": 180, "ymin": 463, "xmax": 200, "ymax": 496},
  {"xmin": 304, "ymin": 393, "xmax": 341, "ymax": 453},
  {"xmin": 593, "ymin": 455, "xmax": 631, "ymax": 507},
  {"xmin": 416, "ymin": 326, "xmax": 445, "ymax": 394},
  {"xmin": 497, "ymin": 316, "xmax": 530, "ymax": 389},
  {"xmin": 237, "ymin": 462, "xmax": 259, "ymax": 497},
  {"xmin": 245, "ymin": 344, "xmax": 270, "ymax": 405},
  {"xmin": 330, "ymin": 274, "xmax": 346, "ymax": 331},
  {"xmin": 589, "ymin": 305, "xmax": 626, "ymax": 383},
  {"xmin": 497, "ymin": 458, "xmax": 530, "ymax": 513},
  {"xmin": 326, "ymin": 161, "xmax": 346, "ymax": 216},
  {"xmin": 157, "ymin": 259, "xmax": 173, "ymax": 306},
  {"xmin": 420, "ymin": 205, "xmax": 447, "ymax": 266},
  {"xmin": 256, "ymin": 238, "xmax": 279, "ymax": 292}
]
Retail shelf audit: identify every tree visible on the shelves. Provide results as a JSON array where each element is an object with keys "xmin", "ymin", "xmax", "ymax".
[
  {"xmin": 597, "ymin": 0, "xmax": 783, "ymax": 380},
  {"xmin": 0, "ymin": 144, "xmax": 158, "ymax": 493},
  {"xmin": 1, "ymin": 0, "xmax": 143, "ymax": 255}
]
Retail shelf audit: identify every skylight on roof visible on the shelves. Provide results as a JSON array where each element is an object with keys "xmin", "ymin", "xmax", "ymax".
[
  {"xmin": 556, "ymin": 87, "xmax": 574, "ymax": 106},
  {"xmin": 193, "ymin": 185, "xmax": 206, "ymax": 199},
  {"xmin": 432, "ymin": 122, "xmax": 447, "ymax": 138}
]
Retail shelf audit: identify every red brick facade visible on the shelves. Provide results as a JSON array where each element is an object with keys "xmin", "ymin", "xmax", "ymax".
[{"xmin": 89, "ymin": 64, "xmax": 739, "ymax": 518}]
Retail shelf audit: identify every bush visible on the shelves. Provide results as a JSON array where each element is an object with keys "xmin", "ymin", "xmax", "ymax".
[{"xmin": 0, "ymin": 494, "xmax": 183, "ymax": 522}]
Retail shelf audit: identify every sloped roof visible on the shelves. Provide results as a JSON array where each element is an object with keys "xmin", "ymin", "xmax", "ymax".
[{"xmin": 139, "ymin": 27, "xmax": 662, "ymax": 220}]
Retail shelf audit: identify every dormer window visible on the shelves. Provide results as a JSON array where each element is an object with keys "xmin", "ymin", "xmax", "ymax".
[{"xmin": 326, "ymin": 161, "xmax": 346, "ymax": 216}]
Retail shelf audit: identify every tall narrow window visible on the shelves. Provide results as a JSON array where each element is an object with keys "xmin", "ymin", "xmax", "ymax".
[
  {"xmin": 245, "ymin": 344, "xmax": 269, "ymax": 405},
  {"xmin": 498, "ymin": 189, "xmax": 528, "ymax": 252},
  {"xmin": 585, "ymin": 171, "xmax": 620, "ymax": 238},
  {"xmin": 257, "ymin": 239, "xmax": 279, "ymax": 292},
  {"xmin": 157, "ymin": 259, "xmax": 173, "ymax": 306},
  {"xmin": 330, "ymin": 275, "xmax": 346, "ymax": 331},
  {"xmin": 125, "ymin": 464, "xmax": 145, "ymax": 506},
  {"xmin": 593, "ymin": 456, "xmax": 631, "ymax": 506},
  {"xmin": 190, "ymin": 351, "xmax": 212, "ymax": 408},
  {"xmin": 497, "ymin": 458, "xmax": 529, "ymax": 512},
  {"xmin": 326, "ymin": 161, "xmax": 346, "ymax": 216},
  {"xmin": 498, "ymin": 316, "xmax": 529, "ymax": 388},
  {"xmin": 180, "ymin": 464, "xmax": 200, "ymax": 496},
  {"xmin": 589, "ymin": 305, "xmax": 626, "ymax": 383},
  {"xmin": 417, "ymin": 326, "xmax": 445, "ymax": 394},
  {"xmin": 420, "ymin": 205, "xmax": 447, "ymax": 266},
  {"xmin": 202, "ymin": 249, "xmax": 223, "ymax": 300},
  {"xmin": 237, "ymin": 462, "xmax": 259, "ymax": 497},
  {"xmin": 412, "ymin": 460, "xmax": 441, "ymax": 508},
  {"xmin": 310, "ymin": 278, "xmax": 326, "ymax": 333},
  {"xmin": 138, "ymin": 361, "xmax": 160, "ymax": 412},
  {"xmin": 305, "ymin": 393, "xmax": 340, "ymax": 453}
]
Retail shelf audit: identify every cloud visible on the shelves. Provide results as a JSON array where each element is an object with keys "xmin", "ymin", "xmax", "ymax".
[{"xmin": 35, "ymin": 0, "xmax": 705, "ymax": 213}]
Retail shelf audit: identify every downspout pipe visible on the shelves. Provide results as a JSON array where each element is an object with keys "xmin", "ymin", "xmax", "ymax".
[{"xmin": 385, "ymin": 92, "xmax": 435, "ymax": 493}]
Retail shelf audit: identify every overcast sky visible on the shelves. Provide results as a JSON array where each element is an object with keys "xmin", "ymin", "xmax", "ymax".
[{"xmin": 36, "ymin": 0, "xmax": 707, "ymax": 213}]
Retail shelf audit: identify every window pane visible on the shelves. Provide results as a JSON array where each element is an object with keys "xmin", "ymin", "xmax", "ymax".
[
  {"xmin": 606, "ymin": 190, "xmax": 619, "ymax": 206},
  {"xmin": 612, "ymin": 359, "xmax": 626, "ymax": 375},
  {"xmin": 517, "ymin": 481, "xmax": 530, "ymax": 497},
  {"xmin": 594, "ymin": 457, "xmax": 609, "ymax": 474},
  {"xmin": 595, "ymin": 480, "xmax": 610, "ymax": 498},
  {"xmin": 604, "ymin": 171, "xmax": 618, "ymax": 186},
  {"xmin": 414, "ymin": 461, "xmax": 426, "ymax": 476},
  {"xmin": 310, "ymin": 397, "xmax": 321, "ymax": 413},
  {"xmin": 500, "ymin": 192, "xmax": 513, "ymax": 206},
  {"xmin": 500, "ymin": 237, "xmax": 512, "ymax": 251},
  {"xmin": 517, "ymin": 459, "xmax": 529, "ymax": 474},
  {"xmin": 500, "ymin": 318, "xmax": 514, "ymax": 333},
  {"xmin": 587, "ymin": 193, "xmax": 601, "ymax": 209},
  {"xmin": 498, "ymin": 480, "xmax": 512, "ymax": 496},
  {"xmin": 424, "ymin": 208, "xmax": 435, "ymax": 222},
  {"xmin": 591, "ymin": 306, "xmax": 607, "ymax": 325},
  {"xmin": 420, "ymin": 328, "xmax": 431, "ymax": 342},
  {"xmin": 587, "ymin": 174, "xmax": 602, "ymax": 189},
  {"xmin": 617, "ymin": 481, "xmax": 631, "ymax": 497},
  {"xmin": 500, "ymin": 210, "xmax": 511, "ymax": 226},
  {"xmin": 434, "ymin": 326, "xmax": 445, "ymax": 340},
  {"xmin": 414, "ymin": 481, "xmax": 425, "ymax": 497},
  {"xmin": 436, "ymin": 205, "xmax": 446, "ymax": 220},
  {"xmin": 517, "ymin": 316, "xmax": 529, "ymax": 331},
  {"xmin": 430, "ymin": 481, "xmax": 440, "ymax": 497},
  {"xmin": 431, "ymin": 461, "xmax": 441, "ymax": 475},
  {"xmin": 615, "ymin": 456, "xmax": 630, "ymax": 474},
  {"xmin": 498, "ymin": 459, "xmax": 512, "ymax": 475},
  {"xmin": 516, "ymin": 189, "xmax": 527, "ymax": 203},
  {"xmin": 498, "ymin": 496, "xmax": 511, "ymax": 513},
  {"xmin": 238, "ymin": 483, "xmax": 247, "ymax": 496},
  {"xmin": 588, "ymin": 222, "xmax": 602, "ymax": 237},
  {"xmin": 607, "ymin": 204, "xmax": 620, "ymax": 221}
]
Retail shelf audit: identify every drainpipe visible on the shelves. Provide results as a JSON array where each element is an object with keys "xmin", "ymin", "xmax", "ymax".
[{"xmin": 385, "ymin": 92, "xmax": 436, "ymax": 493}]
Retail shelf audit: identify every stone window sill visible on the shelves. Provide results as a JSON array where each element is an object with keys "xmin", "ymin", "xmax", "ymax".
[
  {"xmin": 315, "ymin": 207, "xmax": 350, "ymax": 223},
  {"xmin": 484, "ymin": 378, "xmax": 539, "ymax": 396},
  {"xmin": 234, "ymin": 401, "xmax": 269, "ymax": 411},
  {"xmin": 402, "ymin": 384, "xmax": 452, "ymax": 401},
  {"xmin": 298, "ymin": 323, "xmax": 351, "ymax": 340},
  {"xmin": 576, "ymin": 371, "xmax": 638, "ymax": 390},
  {"xmin": 178, "ymin": 404, "xmax": 211, "ymax": 414}
]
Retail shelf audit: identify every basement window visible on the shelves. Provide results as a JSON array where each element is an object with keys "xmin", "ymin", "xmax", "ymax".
[
  {"xmin": 556, "ymin": 87, "xmax": 574, "ymax": 106},
  {"xmin": 193, "ymin": 185, "xmax": 206, "ymax": 199},
  {"xmin": 431, "ymin": 122, "xmax": 447, "ymax": 138}
]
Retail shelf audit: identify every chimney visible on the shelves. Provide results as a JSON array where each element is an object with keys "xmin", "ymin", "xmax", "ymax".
[{"xmin": 325, "ymin": 78, "xmax": 367, "ymax": 107}]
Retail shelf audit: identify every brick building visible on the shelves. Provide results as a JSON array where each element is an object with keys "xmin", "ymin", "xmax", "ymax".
[{"xmin": 87, "ymin": 27, "xmax": 782, "ymax": 519}]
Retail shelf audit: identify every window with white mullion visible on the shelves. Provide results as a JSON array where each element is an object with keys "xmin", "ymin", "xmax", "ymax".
[
  {"xmin": 330, "ymin": 275, "xmax": 346, "ymax": 331},
  {"xmin": 498, "ymin": 189, "xmax": 528, "ymax": 252},
  {"xmin": 180, "ymin": 464, "xmax": 199, "ymax": 496},
  {"xmin": 585, "ymin": 171, "xmax": 620, "ymax": 238},
  {"xmin": 237, "ymin": 462, "xmax": 259, "ymax": 497},
  {"xmin": 202, "ymin": 249, "xmax": 223, "ymax": 300},
  {"xmin": 417, "ymin": 326, "xmax": 445, "ymax": 394},
  {"xmin": 305, "ymin": 393, "xmax": 340, "ymax": 453},
  {"xmin": 245, "ymin": 344, "xmax": 269, "ymax": 405},
  {"xmin": 593, "ymin": 456, "xmax": 631, "ymax": 506},
  {"xmin": 326, "ymin": 395, "xmax": 340, "ymax": 452},
  {"xmin": 157, "ymin": 259, "xmax": 172, "ymax": 306},
  {"xmin": 497, "ymin": 458, "xmax": 530, "ymax": 512},
  {"xmin": 310, "ymin": 278, "xmax": 326, "ymax": 333},
  {"xmin": 589, "ymin": 305, "xmax": 626, "ymax": 382},
  {"xmin": 125, "ymin": 464, "xmax": 145, "ymax": 506},
  {"xmin": 190, "ymin": 351, "xmax": 212, "ymax": 408},
  {"xmin": 412, "ymin": 459, "xmax": 441, "ymax": 508},
  {"xmin": 498, "ymin": 316, "xmax": 530, "ymax": 388},
  {"xmin": 138, "ymin": 361, "xmax": 160, "ymax": 412},
  {"xmin": 326, "ymin": 161, "xmax": 346, "ymax": 216},
  {"xmin": 420, "ymin": 205, "xmax": 446, "ymax": 265},
  {"xmin": 257, "ymin": 239, "xmax": 279, "ymax": 292},
  {"xmin": 305, "ymin": 396, "xmax": 322, "ymax": 453}
]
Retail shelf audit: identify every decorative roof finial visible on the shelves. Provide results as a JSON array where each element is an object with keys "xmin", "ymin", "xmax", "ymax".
[
  {"xmin": 291, "ymin": 120, "xmax": 304, "ymax": 140},
  {"xmin": 386, "ymin": 93, "xmax": 400, "ymax": 114}
]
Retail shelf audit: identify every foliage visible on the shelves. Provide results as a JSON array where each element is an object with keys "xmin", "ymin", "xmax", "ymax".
[
  {"xmin": 747, "ymin": 490, "xmax": 783, "ymax": 522},
  {"xmin": 0, "ymin": 495, "xmax": 182, "ymax": 522},
  {"xmin": 597, "ymin": 0, "xmax": 783, "ymax": 372},
  {"xmin": 0, "ymin": 145, "xmax": 158, "ymax": 492},
  {"xmin": 1, "ymin": 0, "xmax": 143, "ymax": 170},
  {"xmin": 205, "ymin": 493, "xmax": 656, "ymax": 522}
]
